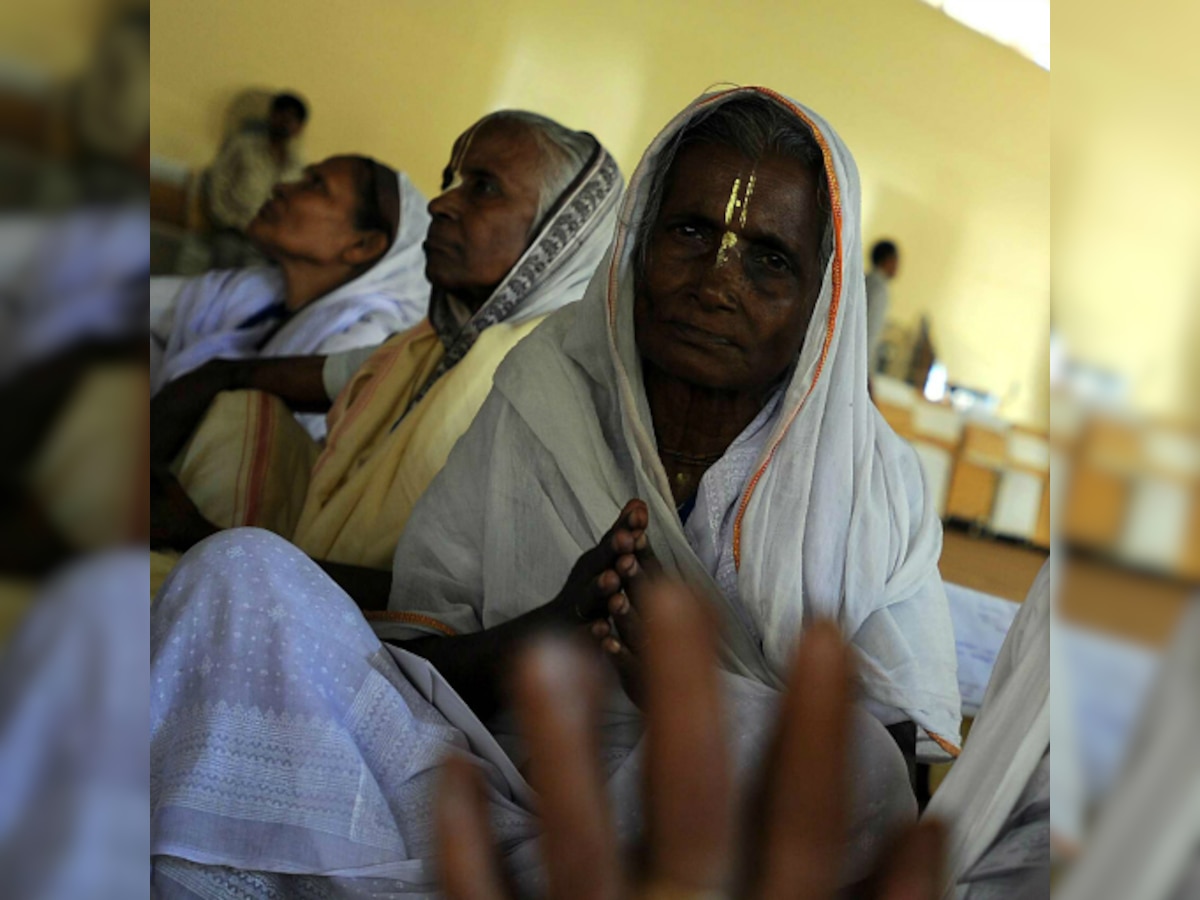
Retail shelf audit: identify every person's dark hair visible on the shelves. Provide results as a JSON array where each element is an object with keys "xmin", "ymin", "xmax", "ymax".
[
  {"xmin": 346, "ymin": 156, "xmax": 399, "ymax": 255},
  {"xmin": 637, "ymin": 93, "xmax": 834, "ymax": 277},
  {"xmin": 271, "ymin": 92, "xmax": 309, "ymax": 124},
  {"xmin": 871, "ymin": 239, "xmax": 899, "ymax": 267}
]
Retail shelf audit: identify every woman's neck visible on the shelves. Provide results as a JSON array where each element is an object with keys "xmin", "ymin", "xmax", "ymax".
[
  {"xmin": 643, "ymin": 362, "xmax": 771, "ymax": 462},
  {"xmin": 278, "ymin": 259, "xmax": 358, "ymax": 312}
]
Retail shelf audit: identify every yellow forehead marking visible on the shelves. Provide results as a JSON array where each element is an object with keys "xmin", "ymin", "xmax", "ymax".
[
  {"xmin": 715, "ymin": 173, "xmax": 756, "ymax": 268},
  {"xmin": 723, "ymin": 177, "xmax": 742, "ymax": 225},
  {"xmin": 739, "ymin": 173, "xmax": 756, "ymax": 227},
  {"xmin": 715, "ymin": 231, "xmax": 739, "ymax": 267}
]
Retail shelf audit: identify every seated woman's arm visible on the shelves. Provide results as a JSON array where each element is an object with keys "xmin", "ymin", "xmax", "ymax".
[
  {"xmin": 151, "ymin": 356, "xmax": 329, "ymax": 463},
  {"xmin": 386, "ymin": 500, "xmax": 651, "ymax": 723},
  {"xmin": 317, "ymin": 560, "xmax": 393, "ymax": 611},
  {"xmin": 397, "ymin": 605, "xmax": 573, "ymax": 722}
]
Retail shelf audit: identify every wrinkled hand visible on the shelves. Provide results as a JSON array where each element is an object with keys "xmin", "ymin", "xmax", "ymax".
[
  {"xmin": 437, "ymin": 579, "xmax": 946, "ymax": 899},
  {"xmin": 549, "ymin": 499, "xmax": 649, "ymax": 630},
  {"xmin": 589, "ymin": 540, "xmax": 663, "ymax": 707}
]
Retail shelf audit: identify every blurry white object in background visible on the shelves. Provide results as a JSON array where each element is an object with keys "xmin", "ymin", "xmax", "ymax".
[
  {"xmin": 1058, "ymin": 624, "xmax": 1160, "ymax": 801},
  {"xmin": 990, "ymin": 469, "xmax": 1044, "ymax": 540},
  {"xmin": 1118, "ymin": 476, "xmax": 1192, "ymax": 573},
  {"xmin": 919, "ymin": 0, "xmax": 1050, "ymax": 69},
  {"xmin": 1007, "ymin": 430, "xmax": 1052, "ymax": 472},
  {"xmin": 913, "ymin": 400, "xmax": 963, "ymax": 445},
  {"xmin": 990, "ymin": 430, "xmax": 1050, "ymax": 541},
  {"xmin": 1057, "ymin": 604, "xmax": 1199, "ymax": 900},
  {"xmin": 913, "ymin": 441, "xmax": 954, "ymax": 518},
  {"xmin": 0, "ymin": 551, "xmax": 149, "ymax": 900},
  {"xmin": 924, "ymin": 359, "xmax": 949, "ymax": 402}
]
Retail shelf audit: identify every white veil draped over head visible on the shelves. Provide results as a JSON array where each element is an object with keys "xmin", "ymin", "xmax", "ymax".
[
  {"xmin": 261, "ymin": 170, "xmax": 432, "ymax": 356},
  {"xmin": 388, "ymin": 87, "xmax": 960, "ymax": 747},
  {"xmin": 151, "ymin": 169, "xmax": 431, "ymax": 396}
]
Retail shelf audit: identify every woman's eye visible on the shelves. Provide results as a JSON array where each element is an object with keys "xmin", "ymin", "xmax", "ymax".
[
  {"xmin": 672, "ymin": 224, "xmax": 704, "ymax": 240},
  {"xmin": 757, "ymin": 252, "xmax": 791, "ymax": 273},
  {"xmin": 472, "ymin": 178, "xmax": 500, "ymax": 198}
]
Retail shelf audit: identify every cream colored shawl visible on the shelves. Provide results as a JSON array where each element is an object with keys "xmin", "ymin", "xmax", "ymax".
[{"xmin": 385, "ymin": 87, "xmax": 961, "ymax": 747}]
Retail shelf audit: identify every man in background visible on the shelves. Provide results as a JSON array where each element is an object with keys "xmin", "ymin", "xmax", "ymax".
[
  {"xmin": 865, "ymin": 238, "xmax": 899, "ymax": 376},
  {"xmin": 203, "ymin": 92, "xmax": 308, "ymax": 267}
]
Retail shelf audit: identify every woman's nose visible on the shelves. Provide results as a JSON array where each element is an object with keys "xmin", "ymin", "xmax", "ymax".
[
  {"xmin": 695, "ymin": 246, "xmax": 745, "ymax": 312},
  {"xmin": 427, "ymin": 187, "xmax": 461, "ymax": 221}
]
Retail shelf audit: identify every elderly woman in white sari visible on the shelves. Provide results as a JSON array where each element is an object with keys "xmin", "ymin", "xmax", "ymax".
[
  {"xmin": 151, "ymin": 89, "xmax": 959, "ymax": 897},
  {"xmin": 150, "ymin": 156, "xmax": 431, "ymax": 438}
]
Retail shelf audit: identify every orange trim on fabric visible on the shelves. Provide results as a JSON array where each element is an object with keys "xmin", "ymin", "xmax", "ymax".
[
  {"xmin": 732, "ymin": 87, "xmax": 844, "ymax": 570},
  {"xmin": 926, "ymin": 731, "xmax": 962, "ymax": 758},
  {"xmin": 244, "ymin": 393, "xmax": 277, "ymax": 526},
  {"xmin": 363, "ymin": 609, "xmax": 458, "ymax": 637}
]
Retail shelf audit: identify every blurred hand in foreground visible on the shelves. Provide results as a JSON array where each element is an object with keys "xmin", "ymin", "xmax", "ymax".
[{"xmin": 436, "ymin": 578, "xmax": 945, "ymax": 899}]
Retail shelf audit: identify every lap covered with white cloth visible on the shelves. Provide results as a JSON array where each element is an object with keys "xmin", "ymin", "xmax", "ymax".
[{"xmin": 150, "ymin": 529, "xmax": 916, "ymax": 897}]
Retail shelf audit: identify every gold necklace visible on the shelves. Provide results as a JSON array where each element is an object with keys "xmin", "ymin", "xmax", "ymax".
[{"xmin": 658, "ymin": 446, "xmax": 723, "ymax": 467}]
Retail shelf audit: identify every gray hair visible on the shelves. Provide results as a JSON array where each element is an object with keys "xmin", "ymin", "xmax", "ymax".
[
  {"xmin": 636, "ymin": 94, "xmax": 834, "ymax": 277},
  {"xmin": 477, "ymin": 110, "xmax": 596, "ymax": 231}
]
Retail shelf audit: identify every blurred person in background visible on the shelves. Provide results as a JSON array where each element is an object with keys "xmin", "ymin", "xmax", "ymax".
[
  {"xmin": 150, "ymin": 155, "xmax": 431, "ymax": 439},
  {"xmin": 202, "ymin": 91, "xmax": 308, "ymax": 267},
  {"xmin": 865, "ymin": 237, "xmax": 899, "ymax": 376}
]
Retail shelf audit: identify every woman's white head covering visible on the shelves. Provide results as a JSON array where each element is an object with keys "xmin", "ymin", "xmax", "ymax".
[
  {"xmin": 151, "ymin": 169, "xmax": 432, "ymax": 395},
  {"xmin": 256, "ymin": 169, "xmax": 432, "ymax": 354},
  {"xmin": 389, "ymin": 87, "xmax": 960, "ymax": 746}
]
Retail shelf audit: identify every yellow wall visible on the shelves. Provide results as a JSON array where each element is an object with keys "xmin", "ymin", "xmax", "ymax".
[
  {"xmin": 150, "ymin": 0, "xmax": 1049, "ymax": 424},
  {"xmin": 0, "ymin": 0, "xmax": 104, "ymax": 78},
  {"xmin": 1054, "ymin": 0, "xmax": 1200, "ymax": 424}
]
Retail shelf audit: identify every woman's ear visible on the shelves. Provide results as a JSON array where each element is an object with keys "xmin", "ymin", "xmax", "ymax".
[{"xmin": 341, "ymin": 231, "xmax": 389, "ymax": 268}]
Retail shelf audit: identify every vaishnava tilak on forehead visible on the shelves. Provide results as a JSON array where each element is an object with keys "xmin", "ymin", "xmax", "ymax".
[{"xmin": 715, "ymin": 171, "xmax": 757, "ymax": 268}]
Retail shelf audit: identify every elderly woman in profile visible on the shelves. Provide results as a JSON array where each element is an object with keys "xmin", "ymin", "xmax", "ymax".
[
  {"xmin": 151, "ymin": 155, "xmax": 431, "ymax": 439},
  {"xmin": 150, "ymin": 111, "xmax": 622, "ymax": 579},
  {"xmin": 151, "ymin": 89, "xmax": 959, "ymax": 897}
]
